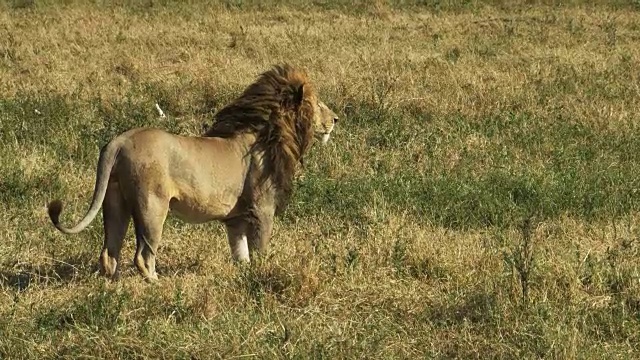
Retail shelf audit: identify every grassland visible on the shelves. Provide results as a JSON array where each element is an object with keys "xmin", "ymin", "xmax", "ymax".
[{"xmin": 1, "ymin": 0, "xmax": 640, "ymax": 358}]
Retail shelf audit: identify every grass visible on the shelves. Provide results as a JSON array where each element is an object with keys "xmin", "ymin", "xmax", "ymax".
[{"xmin": 1, "ymin": 0, "xmax": 640, "ymax": 358}]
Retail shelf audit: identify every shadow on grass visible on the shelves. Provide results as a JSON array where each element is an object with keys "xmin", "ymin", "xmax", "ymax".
[
  {"xmin": 155, "ymin": 258, "xmax": 204, "ymax": 278},
  {"xmin": 0, "ymin": 255, "xmax": 94, "ymax": 291}
]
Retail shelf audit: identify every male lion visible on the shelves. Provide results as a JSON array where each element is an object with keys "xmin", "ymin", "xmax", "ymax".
[{"xmin": 48, "ymin": 64, "xmax": 339, "ymax": 281}]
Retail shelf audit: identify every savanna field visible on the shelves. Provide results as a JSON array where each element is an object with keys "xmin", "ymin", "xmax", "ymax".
[{"xmin": 1, "ymin": 0, "xmax": 640, "ymax": 358}]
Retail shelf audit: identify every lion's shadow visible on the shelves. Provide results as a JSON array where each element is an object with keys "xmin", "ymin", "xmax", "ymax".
[
  {"xmin": 0, "ymin": 254, "xmax": 94, "ymax": 291},
  {"xmin": 0, "ymin": 253, "xmax": 213, "ymax": 290},
  {"xmin": 155, "ymin": 259, "xmax": 203, "ymax": 278}
]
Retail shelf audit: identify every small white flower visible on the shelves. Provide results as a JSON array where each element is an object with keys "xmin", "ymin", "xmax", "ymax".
[{"xmin": 155, "ymin": 103, "xmax": 166, "ymax": 118}]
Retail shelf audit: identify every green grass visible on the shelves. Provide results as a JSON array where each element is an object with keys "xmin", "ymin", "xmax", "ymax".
[
  {"xmin": 1, "ymin": 1, "xmax": 640, "ymax": 358},
  {"xmin": 292, "ymin": 105, "xmax": 640, "ymax": 229}
]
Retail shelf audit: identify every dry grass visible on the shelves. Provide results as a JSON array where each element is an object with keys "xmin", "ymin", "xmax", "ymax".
[{"xmin": 1, "ymin": 1, "xmax": 640, "ymax": 358}]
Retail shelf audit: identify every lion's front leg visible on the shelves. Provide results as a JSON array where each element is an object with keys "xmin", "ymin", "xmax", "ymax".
[
  {"xmin": 224, "ymin": 206, "xmax": 274, "ymax": 262},
  {"xmin": 246, "ymin": 207, "xmax": 275, "ymax": 259},
  {"xmin": 225, "ymin": 219, "xmax": 250, "ymax": 262}
]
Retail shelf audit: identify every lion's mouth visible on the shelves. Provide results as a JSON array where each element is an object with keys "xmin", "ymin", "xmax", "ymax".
[{"xmin": 321, "ymin": 133, "xmax": 331, "ymax": 144}]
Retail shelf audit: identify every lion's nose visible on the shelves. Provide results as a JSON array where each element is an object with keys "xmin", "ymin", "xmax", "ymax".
[{"xmin": 333, "ymin": 117, "xmax": 339, "ymax": 124}]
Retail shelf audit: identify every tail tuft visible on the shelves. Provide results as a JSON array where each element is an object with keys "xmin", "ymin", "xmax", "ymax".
[{"xmin": 48, "ymin": 200, "xmax": 63, "ymax": 225}]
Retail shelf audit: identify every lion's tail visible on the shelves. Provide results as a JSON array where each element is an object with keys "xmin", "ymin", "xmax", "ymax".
[{"xmin": 48, "ymin": 130, "xmax": 135, "ymax": 234}]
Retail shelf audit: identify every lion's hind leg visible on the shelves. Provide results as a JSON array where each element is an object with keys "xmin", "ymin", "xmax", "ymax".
[
  {"xmin": 132, "ymin": 194, "xmax": 169, "ymax": 281},
  {"xmin": 99, "ymin": 181, "xmax": 131, "ymax": 280}
]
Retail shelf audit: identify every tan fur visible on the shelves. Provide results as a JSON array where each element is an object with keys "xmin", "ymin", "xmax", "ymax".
[{"xmin": 47, "ymin": 64, "xmax": 338, "ymax": 281}]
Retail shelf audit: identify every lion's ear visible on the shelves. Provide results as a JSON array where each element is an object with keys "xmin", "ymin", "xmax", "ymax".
[{"xmin": 293, "ymin": 84, "xmax": 304, "ymax": 107}]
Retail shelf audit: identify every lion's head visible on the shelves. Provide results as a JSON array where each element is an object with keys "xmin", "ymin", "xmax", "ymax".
[
  {"xmin": 204, "ymin": 64, "xmax": 338, "ymax": 210},
  {"xmin": 314, "ymin": 101, "xmax": 339, "ymax": 144}
]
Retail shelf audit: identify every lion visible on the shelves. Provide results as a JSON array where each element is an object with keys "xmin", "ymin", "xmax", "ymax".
[{"xmin": 47, "ymin": 64, "xmax": 339, "ymax": 281}]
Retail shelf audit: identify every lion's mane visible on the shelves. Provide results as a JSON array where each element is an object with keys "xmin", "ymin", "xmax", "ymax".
[{"xmin": 204, "ymin": 64, "xmax": 317, "ymax": 211}]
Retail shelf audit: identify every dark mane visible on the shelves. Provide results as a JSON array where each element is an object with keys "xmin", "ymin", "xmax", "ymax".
[{"xmin": 204, "ymin": 64, "xmax": 317, "ymax": 212}]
